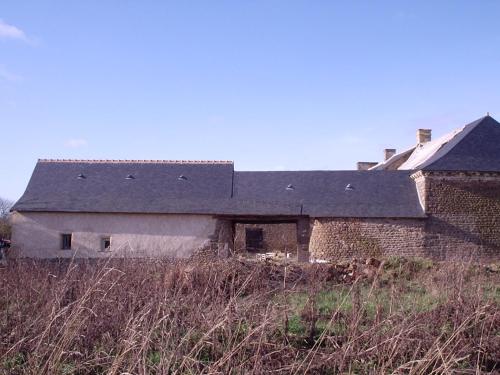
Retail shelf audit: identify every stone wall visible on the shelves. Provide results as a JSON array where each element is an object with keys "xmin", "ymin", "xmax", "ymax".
[
  {"xmin": 211, "ymin": 218, "xmax": 234, "ymax": 258},
  {"xmin": 417, "ymin": 171, "xmax": 500, "ymax": 261},
  {"xmin": 311, "ymin": 172, "xmax": 500, "ymax": 263},
  {"xmin": 234, "ymin": 223, "xmax": 297, "ymax": 254},
  {"xmin": 309, "ymin": 217, "xmax": 426, "ymax": 261}
]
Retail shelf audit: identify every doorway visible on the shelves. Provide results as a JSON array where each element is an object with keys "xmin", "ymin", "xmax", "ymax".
[{"xmin": 234, "ymin": 222, "xmax": 298, "ymax": 257}]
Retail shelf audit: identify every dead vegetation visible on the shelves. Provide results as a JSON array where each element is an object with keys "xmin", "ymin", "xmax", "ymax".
[
  {"xmin": 0, "ymin": 197, "xmax": 12, "ymax": 240},
  {"xmin": 0, "ymin": 257, "xmax": 498, "ymax": 374}
]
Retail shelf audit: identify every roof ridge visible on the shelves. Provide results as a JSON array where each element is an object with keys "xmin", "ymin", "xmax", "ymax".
[
  {"xmin": 417, "ymin": 116, "xmax": 489, "ymax": 170},
  {"xmin": 37, "ymin": 159, "xmax": 234, "ymax": 164}
]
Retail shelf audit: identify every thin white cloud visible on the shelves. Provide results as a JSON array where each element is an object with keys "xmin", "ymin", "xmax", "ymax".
[
  {"xmin": 65, "ymin": 139, "xmax": 88, "ymax": 148},
  {"xmin": 0, "ymin": 19, "xmax": 27, "ymax": 41},
  {"xmin": 0, "ymin": 65, "xmax": 23, "ymax": 82}
]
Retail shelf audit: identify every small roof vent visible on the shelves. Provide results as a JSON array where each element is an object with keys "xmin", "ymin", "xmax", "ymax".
[
  {"xmin": 178, "ymin": 175, "xmax": 188, "ymax": 181},
  {"xmin": 125, "ymin": 174, "xmax": 135, "ymax": 180},
  {"xmin": 77, "ymin": 173, "xmax": 86, "ymax": 179},
  {"xmin": 345, "ymin": 183, "xmax": 355, "ymax": 191},
  {"xmin": 286, "ymin": 184, "xmax": 295, "ymax": 191}
]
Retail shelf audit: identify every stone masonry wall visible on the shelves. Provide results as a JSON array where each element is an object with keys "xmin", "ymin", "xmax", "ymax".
[
  {"xmin": 419, "ymin": 172, "xmax": 500, "ymax": 261},
  {"xmin": 234, "ymin": 223, "xmax": 297, "ymax": 254},
  {"xmin": 309, "ymin": 218, "xmax": 426, "ymax": 261},
  {"xmin": 210, "ymin": 218, "xmax": 234, "ymax": 258}
]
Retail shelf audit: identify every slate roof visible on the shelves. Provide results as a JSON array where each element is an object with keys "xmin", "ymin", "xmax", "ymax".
[
  {"xmin": 233, "ymin": 171, "xmax": 425, "ymax": 218},
  {"xmin": 13, "ymin": 115, "xmax": 500, "ymax": 218},
  {"xmin": 12, "ymin": 160, "xmax": 235, "ymax": 214},
  {"xmin": 13, "ymin": 160, "xmax": 425, "ymax": 218},
  {"xmin": 370, "ymin": 147, "xmax": 415, "ymax": 171},
  {"xmin": 374, "ymin": 115, "xmax": 500, "ymax": 172},
  {"xmin": 419, "ymin": 115, "xmax": 500, "ymax": 172}
]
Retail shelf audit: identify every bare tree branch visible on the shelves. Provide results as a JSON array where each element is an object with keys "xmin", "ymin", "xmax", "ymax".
[
  {"xmin": 0, "ymin": 197, "xmax": 13, "ymax": 239},
  {"xmin": 0, "ymin": 197, "xmax": 13, "ymax": 219}
]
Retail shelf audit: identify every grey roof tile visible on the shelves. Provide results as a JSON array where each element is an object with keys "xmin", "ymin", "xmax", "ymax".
[
  {"xmin": 233, "ymin": 170, "xmax": 425, "ymax": 217},
  {"xmin": 12, "ymin": 160, "xmax": 235, "ymax": 213},
  {"xmin": 13, "ymin": 160, "xmax": 425, "ymax": 218},
  {"xmin": 420, "ymin": 115, "xmax": 500, "ymax": 171}
]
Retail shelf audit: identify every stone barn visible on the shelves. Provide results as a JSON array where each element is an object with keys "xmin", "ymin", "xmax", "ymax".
[{"xmin": 10, "ymin": 115, "xmax": 500, "ymax": 262}]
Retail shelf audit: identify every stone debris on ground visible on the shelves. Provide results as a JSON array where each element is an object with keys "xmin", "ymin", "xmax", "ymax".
[{"xmin": 237, "ymin": 254, "xmax": 385, "ymax": 286}]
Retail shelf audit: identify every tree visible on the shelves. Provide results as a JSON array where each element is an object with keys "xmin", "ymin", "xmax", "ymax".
[{"xmin": 0, "ymin": 197, "xmax": 13, "ymax": 239}]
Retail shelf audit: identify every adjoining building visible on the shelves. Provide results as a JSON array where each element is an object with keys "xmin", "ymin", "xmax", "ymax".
[{"xmin": 10, "ymin": 115, "xmax": 500, "ymax": 261}]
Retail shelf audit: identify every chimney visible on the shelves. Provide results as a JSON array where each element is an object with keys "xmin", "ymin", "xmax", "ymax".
[
  {"xmin": 417, "ymin": 129, "xmax": 432, "ymax": 144},
  {"xmin": 357, "ymin": 161, "xmax": 378, "ymax": 171},
  {"xmin": 384, "ymin": 148, "xmax": 396, "ymax": 161}
]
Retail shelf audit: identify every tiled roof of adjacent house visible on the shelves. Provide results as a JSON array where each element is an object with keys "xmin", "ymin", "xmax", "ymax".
[
  {"xmin": 373, "ymin": 115, "xmax": 500, "ymax": 172},
  {"xmin": 12, "ymin": 160, "xmax": 425, "ymax": 218},
  {"xmin": 369, "ymin": 147, "xmax": 415, "ymax": 171},
  {"xmin": 418, "ymin": 115, "xmax": 500, "ymax": 172}
]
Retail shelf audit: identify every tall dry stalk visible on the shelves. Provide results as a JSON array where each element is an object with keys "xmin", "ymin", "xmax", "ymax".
[{"xmin": 0, "ymin": 257, "xmax": 498, "ymax": 374}]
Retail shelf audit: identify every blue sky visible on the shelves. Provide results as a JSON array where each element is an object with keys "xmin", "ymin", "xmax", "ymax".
[{"xmin": 1, "ymin": 1, "xmax": 500, "ymax": 201}]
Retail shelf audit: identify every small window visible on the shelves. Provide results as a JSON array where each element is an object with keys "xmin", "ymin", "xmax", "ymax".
[
  {"xmin": 101, "ymin": 236, "xmax": 111, "ymax": 252},
  {"xmin": 61, "ymin": 233, "xmax": 72, "ymax": 250},
  {"xmin": 245, "ymin": 228, "xmax": 264, "ymax": 252}
]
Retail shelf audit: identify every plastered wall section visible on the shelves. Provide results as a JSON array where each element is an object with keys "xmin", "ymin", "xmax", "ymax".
[{"xmin": 10, "ymin": 212, "xmax": 217, "ymax": 258}]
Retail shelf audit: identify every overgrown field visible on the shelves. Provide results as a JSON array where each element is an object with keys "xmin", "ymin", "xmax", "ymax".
[{"xmin": 0, "ymin": 257, "xmax": 498, "ymax": 374}]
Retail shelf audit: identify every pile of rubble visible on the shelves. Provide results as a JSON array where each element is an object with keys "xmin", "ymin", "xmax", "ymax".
[{"xmin": 249, "ymin": 256, "xmax": 384, "ymax": 287}]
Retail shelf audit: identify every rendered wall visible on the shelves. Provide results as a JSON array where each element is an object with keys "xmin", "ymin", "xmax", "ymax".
[
  {"xmin": 416, "ymin": 172, "xmax": 500, "ymax": 261},
  {"xmin": 10, "ymin": 212, "xmax": 217, "ymax": 258},
  {"xmin": 309, "ymin": 217, "xmax": 426, "ymax": 261}
]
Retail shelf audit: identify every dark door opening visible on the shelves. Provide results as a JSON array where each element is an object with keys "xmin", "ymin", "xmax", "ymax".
[
  {"xmin": 234, "ymin": 222, "xmax": 298, "ymax": 257},
  {"xmin": 217, "ymin": 216, "xmax": 309, "ymax": 262},
  {"xmin": 245, "ymin": 228, "xmax": 264, "ymax": 252}
]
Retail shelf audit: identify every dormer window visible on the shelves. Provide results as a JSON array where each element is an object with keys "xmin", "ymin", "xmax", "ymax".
[
  {"xmin": 178, "ymin": 175, "xmax": 188, "ymax": 181},
  {"xmin": 125, "ymin": 174, "xmax": 135, "ymax": 180},
  {"xmin": 286, "ymin": 184, "xmax": 295, "ymax": 191},
  {"xmin": 77, "ymin": 173, "xmax": 86, "ymax": 179}
]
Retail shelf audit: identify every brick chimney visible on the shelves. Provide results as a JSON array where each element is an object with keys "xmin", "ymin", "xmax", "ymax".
[
  {"xmin": 417, "ymin": 129, "xmax": 432, "ymax": 144},
  {"xmin": 384, "ymin": 148, "xmax": 396, "ymax": 161},
  {"xmin": 357, "ymin": 162, "xmax": 378, "ymax": 171}
]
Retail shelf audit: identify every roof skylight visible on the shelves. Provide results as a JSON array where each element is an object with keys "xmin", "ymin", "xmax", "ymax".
[{"xmin": 345, "ymin": 184, "xmax": 355, "ymax": 191}]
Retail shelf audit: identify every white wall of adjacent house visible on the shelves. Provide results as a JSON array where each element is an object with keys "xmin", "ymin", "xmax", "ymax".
[{"xmin": 10, "ymin": 212, "xmax": 217, "ymax": 258}]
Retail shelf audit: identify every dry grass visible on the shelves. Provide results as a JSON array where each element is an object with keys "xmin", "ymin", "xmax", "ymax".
[{"xmin": 0, "ymin": 257, "xmax": 498, "ymax": 374}]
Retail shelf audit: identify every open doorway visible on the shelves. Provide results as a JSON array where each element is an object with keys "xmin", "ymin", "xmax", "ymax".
[
  {"xmin": 245, "ymin": 228, "xmax": 264, "ymax": 252},
  {"xmin": 234, "ymin": 222, "xmax": 297, "ymax": 259}
]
